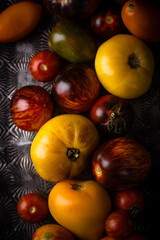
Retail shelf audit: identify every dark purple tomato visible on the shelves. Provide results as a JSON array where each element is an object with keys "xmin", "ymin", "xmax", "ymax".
[
  {"xmin": 90, "ymin": 94, "xmax": 134, "ymax": 140},
  {"xmin": 91, "ymin": 3, "xmax": 127, "ymax": 39},
  {"xmin": 51, "ymin": 64, "xmax": 100, "ymax": 113},
  {"xmin": 43, "ymin": 0, "xmax": 102, "ymax": 19}
]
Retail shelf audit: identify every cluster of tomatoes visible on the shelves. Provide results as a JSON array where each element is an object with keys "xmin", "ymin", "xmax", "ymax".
[{"xmin": 2, "ymin": 0, "xmax": 159, "ymax": 239}]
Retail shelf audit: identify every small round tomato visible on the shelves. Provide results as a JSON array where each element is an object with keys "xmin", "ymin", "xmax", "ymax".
[
  {"xmin": 114, "ymin": 188, "xmax": 144, "ymax": 218},
  {"xmin": 17, "ymin": 193, "xmax": 49, "ymax": 222},
  {"xmin": 90, "ymin": 94, "xmax": 134, "ymax": 140},
  {"xmin": 105, "ymin": 210, "xmax": 135, "ymax": 239},
  {"xmin": 29, "ymin": 50, "xmax": 61, "ymax": 82}
]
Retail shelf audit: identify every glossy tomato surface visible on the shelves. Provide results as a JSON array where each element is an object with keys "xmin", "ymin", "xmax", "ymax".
[
  {"xmin": 52, "ymin": 64, "xmax": 100, "ymax": 113},
  {"xmin": 29, "ymin": 50, "xmax": 61, "ymax": 82},
  {"xmin": 92, "ymin": 137, "xmax": 152, "ymax": 190},
  {"xmin": 90, "ymin": 94, "xmax": 134, "ymax": 140},
  {"xmin": 43, "ymin": 0, "xmax": 102, "ymax": 19},
  {"xmin": 105, "ymin": 210, "xmax": 135, "ymax": 239},
  {"xmin": 32, "ymin": 224, "xmax": 75, "ymax": 240},
  {"xmin": 10, "ymin": 85, "xmax": 54, "ymax": 131},
  {"xmin": 114, "ymin": 188, "xmax": 145, "ymax": 218},
  {"xmin": 17, "ymin": 193, "xmax": 49, "ymax": 223}
]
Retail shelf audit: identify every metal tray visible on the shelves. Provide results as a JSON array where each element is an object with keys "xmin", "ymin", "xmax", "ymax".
[{"xmin": 0, "ymin": 0, "xmax": 160, "ymax": 239}]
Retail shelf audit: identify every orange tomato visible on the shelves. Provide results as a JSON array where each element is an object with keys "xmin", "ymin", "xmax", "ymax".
[
  {"xmin": 0, "ymin": 1, "xmax": 42, "ymax": 42},
  {"xmin": 121, "ymin": 0, "xmax": 160, "ymax": 42},
  {"xmin": 48, "ymin": 180, "xmax": 112, "ymax": 240}
]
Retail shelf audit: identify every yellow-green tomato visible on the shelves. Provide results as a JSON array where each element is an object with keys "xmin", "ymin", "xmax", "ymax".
[{"xmin": 95, "ymin": 34, "xmax": 155, "ymax": 99}]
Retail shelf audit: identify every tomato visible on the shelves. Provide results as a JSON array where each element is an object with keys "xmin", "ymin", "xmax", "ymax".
[
  {"xmin": 121, "ymin": 0, "xmax": 160, "ymax": 42},
  {"xmin": 48, "ymin": 179, "xmax": 112, "ymax": 240},
  {"xmin": 52, "ymin": 64, "xmax": 100, "ymax": 113},
  {"xmin": 29, "ymin": 50, "xmax": 61, "ymax": 82},
  {"xmin": 32, "ymin": 224, "xmax": 75, "ymax": 240},
  {"xmin": 114, "ymin": 188, "xmax": 144, "ymax": 218},
  {"xmin": 48, "ymin": 20, "xmax": 97, "ymax": 63},
  {"xmin": 0, "ymin": 1, "xmax": 42, "ymax": 42},
  {"xmin": 10, "ymin": 85, "xmax": 54, "ymax": 131},
  {"xmin": 90, "ymin": 94, "xmax": 134, "ymax": 140},
  {"xmin": 30, "ymin": 114, "xmax": 99, "ymax": 182},
  {"xmin": 105, "ymin": 210, "xmax": 135, "ymax": 239},
  {"xmin": 43, "ymin": 0, "xmax": 102, "ymax": 19},
  {"xmin": 17, "ymin": 193, "xmax": 48, "ymax": 223},
  {"xmin": 95, "ymin": 34, "xmax": 155, "ymax": 99},
  {"xmin": 100, "ymin": 237, "xmax": 118, "ymax": 240},
  {"xmin": 91, "ymin": 3, "xmax": 127, "ymax": 39},
  {"xmin": 92, "ymin": 137, "xmax": 152, "ymax": 190}
]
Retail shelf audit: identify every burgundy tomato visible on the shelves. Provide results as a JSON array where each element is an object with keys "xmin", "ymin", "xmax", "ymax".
[
  {"xmin": 90, "ymin": 94, "xmax": 134, "ymax": 140},
  {"xmin": 29, "ymin": 50, "xmax": 61, "ymax": 82},
  {"xmin": 92, "ymin": 137, "xmax": 152, "ymax": 190},
  {"xmin": 91, "ymin": 3, "xmax": 127, "ymax": 39},
  {"xmin": 43, "ymin": 0, "xmax": 102, "ymax": 19},
  {"xmin": 17, "ymin": 193, "xmax": 49, "ymax": 222},
  {"xmin": 114, "ymin": 188, "xmax": 145, "ymax": 218},
  {"xmin": 125, "ymin": 234, "xmax": 147, "ymax": 240},
  {"xmin": 51, "ymin": 64, "xmax": 100, "ymax": 113},
  {"xmin": 105, "ymin": 210, "xmax": 135, "ymax": 239}
]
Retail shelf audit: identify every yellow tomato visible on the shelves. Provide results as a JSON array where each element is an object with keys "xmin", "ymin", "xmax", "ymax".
[
  {"xmin": 30, "ymin": 114, "xmax": 99, "ymax": 182},
  {"xmin": 95, "ymin": 34, "xmax": 155, "ymax": 99},
  {"xmin": 48, "ymin": 180, "xmax": 112, "ymax": 240}
]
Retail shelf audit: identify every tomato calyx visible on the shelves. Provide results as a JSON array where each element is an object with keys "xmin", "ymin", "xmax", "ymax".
[
  {"xmin": 71, "ymin": 184, "xmax": 84, "ymax": 191},
  {"xmin": 29, "ymin": 206, "xmax": 37, "ymax": 214},
  {"xmin": 128, "ymin": 53, "xmax": 141, "ymax": 69},
  {"xmin": 40, "ymin": 63, "xmax": 48, "ymax": 71},
  {"xmin": 67, "ymin": 148, "xmax": 80, "ymax": 161},
  {"xmin": 128, "ymin": 3, "xmax": 135, "ymax": 11}
]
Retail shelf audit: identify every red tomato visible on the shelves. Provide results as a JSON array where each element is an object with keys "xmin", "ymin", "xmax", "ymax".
[
  {"xmin": 100, "ymin": 236, "xmax": 118, "ymax": 240},
  {"xmin": 114, "ymin": 188, "xmax": 144, "ymax": 218},
  {"xmin": 105, "ymin": 210, "xmax": 135, "ymax": 239},
  {"xmin": 29, "ymin": 50, "xmax": 61, "ymax": 82},
  {"xmin": 17, "ymin": 193, "xmax": 49, "ymax": 222}
]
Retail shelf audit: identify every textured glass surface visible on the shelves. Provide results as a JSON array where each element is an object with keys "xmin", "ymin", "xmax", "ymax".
[{"xmin": 0, "ymin": 0, "xmax": 160, "ymax": 239}]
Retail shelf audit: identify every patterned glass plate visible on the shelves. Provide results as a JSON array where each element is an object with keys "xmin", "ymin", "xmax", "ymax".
[{"xmin": 0, "ymin": 0, "xmax": 160, "ymax": 239}]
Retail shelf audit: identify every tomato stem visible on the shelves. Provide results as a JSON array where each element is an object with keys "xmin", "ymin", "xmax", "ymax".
[
  {"xmin": 128, "ymin": 3, "xmax": 135, "ymax": 11},
  {"xmin": 71, "ymin": 184, "xmax": 84, "ymax": 191},
  {"xmin": 67, "ymin": 148, "xmax": 80, "ymax": 161},
  {"xmin": 127, "ymin": 53, "xmax": 141, "ymax": 69}
]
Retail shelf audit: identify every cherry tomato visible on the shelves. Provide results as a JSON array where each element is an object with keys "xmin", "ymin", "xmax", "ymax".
[
  {"xmin": 114, "ymin": 188, "xmax": 145, "ymax": 218},
  {"xmin": 17, "ymin": 193, "xmax": 49, "ymax": 222},
  {"xmin": 29, "ymin": 50, "xmax": 61, "ymax": 82},
  {"xmin": 105, "ymin": 210, "xmax": 135, "ymax": 239}
]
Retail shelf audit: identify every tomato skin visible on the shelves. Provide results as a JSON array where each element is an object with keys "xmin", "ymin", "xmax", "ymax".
[
  {"xmin": 90, "ymin": 94, "xmax": 134, "ymax": 140},
  {"xmin": 32, "ymin": 224, "xmax": 75, "ymax": 240},
  {"xmin": 17, "ymin": 193, "xmax": 49, "ymax": 223},
  {"xmin": 105, "ymin": 210, "xmax": 135, "ymax": 239},
  {"xmin": 0, "ymin": 1, "xmax": 42, "ymax": 42},
  {"xmin": 29, "ymin": 50, "xmax": 61, "ymax": 82},
  {"xmin": 121, "ymin": 0, "xmax": 160, "ymax": 42}
]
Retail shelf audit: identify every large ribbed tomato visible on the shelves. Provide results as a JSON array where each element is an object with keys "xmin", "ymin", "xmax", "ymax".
[{"xmin": 95, "ymin": 34, "xmax": 155, "ymax": 99}]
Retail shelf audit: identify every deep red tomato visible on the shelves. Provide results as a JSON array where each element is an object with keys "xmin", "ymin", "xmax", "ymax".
[
  {"xmin": 17, "ymin": 193, "xmax": 49, "ymax": 222},
  {"xmin": 90, "ymin": 94, "xmax": 134, "ymax": 140},
  {"xmin": 29, "ymin": 50, "xmax": 61, "ymax": 82},
  {"xmin": 91, "ymin": 3, "xmax": 127, "ymax": 39},
  {"xmin": 105, "ymin": 210, "xmax": 135, "ymax": 239},
  {"xmin": 114, "ymin": 188, "xmax": 145, "ymax": 218}
]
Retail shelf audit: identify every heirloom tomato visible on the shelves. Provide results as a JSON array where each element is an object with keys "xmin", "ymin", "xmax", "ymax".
[
  {"xmin": 48, "ymin": 179, "xmax": 111, "ymax": 240},
  {"xmin": 95, "ymin": 34, "xmax": 155, "ymax": 99},
  {"xmin": 17, "ymin": 193, "xmax": 48, "ymax": 223},
  {"xmin": 92, "ymin": 137, "xmax": 152, "ymax": 190},
  {"xmin": 43, "ymin": 0, "xmax": 102, "ymax": 19},
  {"xmin": 32, "ymin": 224, "xmax": 75, "ymax": 240},
  {"xmin": 90, "ymin": 94, "xmax": 134, "ymax": 140},
  {"xmin": 29, "ymin": 50, "xmax": 61, "ymax": 82},
  {"xmin": 0, "ymin": 1, "xmax": 42, "ymax": 42},
  {"xmin": 121, "ymin": 0, "xmax": 160, "ymax": 42},
  {"xmin": 52, "ymin": 64, "xmax": 100, "ymax": 113},
  {"xmin": 30, "ymin": 114, "xmax": 99, "ymax": 182},
  {"xmin": 105, "ymin": 210, "xmax": 135, "ymax": 239},
  {"xmin": 114, "ymin": 188, "xmax": 144, "ymax": 217},
  {"xmin": 10, "ymin": 85, "xmax": 54, "ymax": 131},
  {"xmin": 91, "ymin": 3, "xmax": 126, "ymax": 39},
  {"xmin": 48, "ymin": 20, "xmax": 97, "ymax": 63}
]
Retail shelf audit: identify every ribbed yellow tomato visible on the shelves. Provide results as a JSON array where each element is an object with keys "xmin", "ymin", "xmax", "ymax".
[
  {"xmin": 95, "ymin": 34, "xmax": 155, "ymax": 99},
  {"xmin": 48, "ymin": 180, "xmax": 112, "ymax": 240},
  {"xmin": 30, "ymin": 114, "xmax": 99, "ymax": 182}
]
